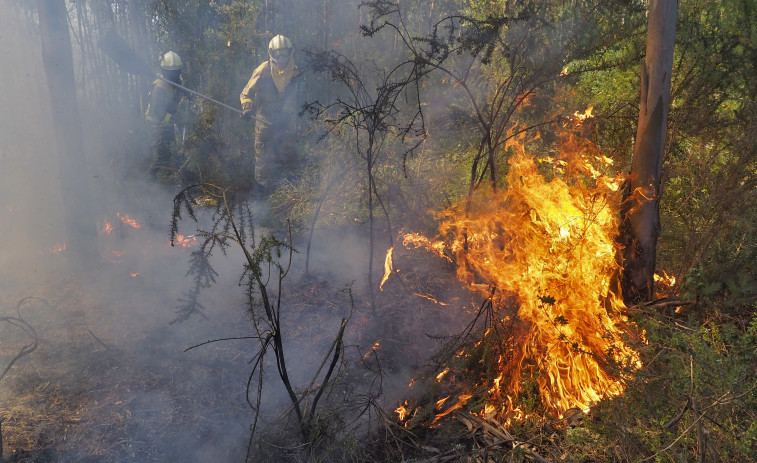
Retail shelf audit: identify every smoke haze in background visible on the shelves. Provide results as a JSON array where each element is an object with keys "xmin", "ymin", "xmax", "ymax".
[
  {"xmin": 0, "ymin": 6, "xmax": 260, "ymax": 460},
  {"xmin": 0, "ymin": 3, "xmax": 468, "ymax": 460}
]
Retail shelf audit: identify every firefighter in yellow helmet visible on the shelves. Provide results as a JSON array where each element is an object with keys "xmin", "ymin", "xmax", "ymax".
[
  {"xmin": 145, "ymin": 51, "xmax": 185, "ymax": 179},
  {"xmin": 240, "ymin": 35, "xmax": 301, "ymax": 194}
]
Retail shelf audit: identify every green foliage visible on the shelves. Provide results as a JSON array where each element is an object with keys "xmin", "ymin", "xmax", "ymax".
[
  {"xmin": 657, "ymin": 0, "xmax": 757, "ymax": 295},
  {"xmin": 681, "ymin": 261, "xmax": 757, "ymax": 306},
  {"xmin": 559, "ymin": 308, "xmax": 757, "ymax": 462}
]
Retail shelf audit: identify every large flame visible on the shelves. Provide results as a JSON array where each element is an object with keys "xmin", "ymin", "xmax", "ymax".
[{"xmin": 404, "ymin": 130, "xmax": 640, "ymax": 418}]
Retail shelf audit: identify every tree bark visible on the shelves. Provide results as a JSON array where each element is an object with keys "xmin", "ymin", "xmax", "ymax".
[
  {"xmin": 37, "ymin": 0, "xmax": 99, "ymax": 267},
  {"xmin": 619, "ymin": 0, "xmax": 677, "ymax": 305}
]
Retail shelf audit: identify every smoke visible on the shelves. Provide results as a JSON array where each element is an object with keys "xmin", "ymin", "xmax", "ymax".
[
  {"xmin": 1, "ymin": 7, "xmax": 63, "ymax": 278},
  {"xmin": 0, "ymin": 5, "xmax": 255, "ymax": 461},
  {"xmin": 0, "ymin": 2, "xmax": 479, "ymax": 461}
]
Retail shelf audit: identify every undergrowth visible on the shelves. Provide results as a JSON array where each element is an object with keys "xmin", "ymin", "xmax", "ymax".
[{"xmin": 559, "ymin": 304, "xmax": 757, "ymax": 462}]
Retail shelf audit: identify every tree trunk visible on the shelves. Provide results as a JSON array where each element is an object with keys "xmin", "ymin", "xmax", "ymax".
[
  {"xmin": 37, "ymin": 0, "xmax": 99, "ymax": 267},
  {"xmin": 619, "ymin": 0, "xmax": 677, "ymax": 305}
]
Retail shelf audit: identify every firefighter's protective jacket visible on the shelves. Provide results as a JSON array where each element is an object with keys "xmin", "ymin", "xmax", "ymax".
[
  {"xmin": 240, "ymin": 61, "xmax": 299, "ymax": 132},
  {"xmin": 145, "ymin": 79, "xmax": 181, "ymax": 125}
]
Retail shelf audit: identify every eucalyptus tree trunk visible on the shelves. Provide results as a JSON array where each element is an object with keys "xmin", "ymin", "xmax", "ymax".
[
  {"xmin": 619, "ymin": 0, "xmax": 677, "ymax": 305},
  {"xmin": 37, "ymin": 0, "xmax": 99, "ymax": 267}
]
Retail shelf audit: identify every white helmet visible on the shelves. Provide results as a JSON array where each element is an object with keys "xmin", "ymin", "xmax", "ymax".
[
  {"xmin": 268, "ymin": 35, "xmax": 293, "ymax": 64},
  {"xmin": 160, "ymin": 51, "xmax": 183, "ymax": 71}
]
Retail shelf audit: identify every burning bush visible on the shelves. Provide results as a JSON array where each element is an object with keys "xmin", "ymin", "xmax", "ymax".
[{"xmin": 400, "ymin": 130, "xmax": 642, "ymax": 422}]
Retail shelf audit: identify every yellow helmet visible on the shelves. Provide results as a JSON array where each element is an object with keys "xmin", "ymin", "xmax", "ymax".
[
  {"xmin": 268, "ymin": 35, "xmax": 293, "ymax": 64},
  {"xmin": 160, "ymin": 51, "xmax": 183, "ymax": 71}
]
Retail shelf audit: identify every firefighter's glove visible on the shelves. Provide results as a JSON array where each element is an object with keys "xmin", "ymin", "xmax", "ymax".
[{"xmin": 241, "ymin": 101, "xmax": 253, "ymax": 120}]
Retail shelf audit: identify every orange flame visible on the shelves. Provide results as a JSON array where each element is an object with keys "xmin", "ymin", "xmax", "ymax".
[
  {"xmin": 572, "ymin": 106, "xmax": 594, "ymax": 123},
  {"xmin": 405, "ymin": 132, "xmax": 641, "ymax": 418},
  {"xmin": 379, "ymin": 246, "xmax": 393, "ymax": 291},
  {"xmin": 362, "ymin": 341, "xmax": 381, "ymax": 362},
  {"xmin": 654, "ymin": 270, "xmax": 677, "ymax": 298},
  {"xmin": 433, "ymin": 394, "xmax": 472, "ymax": 424},
  {"xmin": 117, "ymin": 213, "xmax": 141, "ymax": 229},
  {"xmin": 414, "ymin": 293, "xmax": 448, "ymax": 305},
  {"xmin": 173, "ymin": 234, "xmax": 197, "ymax": 248},
  {"xmin": 395, "ymin": 403, "xmax": 407, "ymax": 421}
]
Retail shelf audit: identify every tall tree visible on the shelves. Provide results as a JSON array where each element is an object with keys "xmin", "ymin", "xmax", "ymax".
[
  {"xmin": 37, "ymin": 0, "xmax": 98, "ymax": 266},
  {"xmin": 619, "ymin": 0, "xmax": 678, "ymax": 304}
]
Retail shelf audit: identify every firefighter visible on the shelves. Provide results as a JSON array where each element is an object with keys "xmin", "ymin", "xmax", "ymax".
[
  {"xmin": 144, "ymin": 51, "xmax": 184, "ymax": 179},
  {"xmin": 240, "ymin": 35, "xmax": 301, "ymax": 194}
]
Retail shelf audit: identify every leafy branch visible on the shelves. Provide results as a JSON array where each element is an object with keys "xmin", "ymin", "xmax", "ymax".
[{"xmin": 170, "ymin": 183, "xmax": 354, "ymax": 452}]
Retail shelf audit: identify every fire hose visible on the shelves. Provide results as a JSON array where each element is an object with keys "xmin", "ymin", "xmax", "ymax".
[{"xmin": 99, "ymin": 29, "xmax": 264, "ymax": 123}]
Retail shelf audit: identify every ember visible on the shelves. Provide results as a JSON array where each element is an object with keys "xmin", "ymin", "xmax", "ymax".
[
  {"xmin": 48, "ymin": 242, "xmax": 67, "ymax": 255},
  {"xmin": 108, "ymin": 249, "xmax": 126, "ymax": 263}
]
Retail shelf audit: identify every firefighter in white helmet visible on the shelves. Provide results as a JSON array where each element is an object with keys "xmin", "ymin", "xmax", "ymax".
[
  {"xmin": 240, "ymin": 35, "xmax": 301, "ymax": 194},
  {"xmin": 145, "ymin": 51, "xmax": 185, "ymax": 179}
]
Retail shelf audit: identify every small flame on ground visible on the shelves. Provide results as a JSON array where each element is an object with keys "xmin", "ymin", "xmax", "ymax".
[
  {"xmin": 104, "ymin": 221, "xmax": 113, "ymax": 234},
  {"xmin": 117, "ymin": 213, "xmax": 141, "ymax": 229},
  {"xmin": 654, "ymin": 270, "xmax": 676, "ymax": 287},
  {"xmin": 414, "ymin": 293, "xmax": 448, "ymax": 305},
  {"xmin": 436, "ymin": 367, "xmax": 450, "ymax": 382},
  {"xmin": 395, "ymin": 402, "xmax": 407, "ymax": 421},
  {"xmin": 572, "ymin": 106, "xmax": 594, "ymax": 122},
  {"xmin": 362, "ymin": 341, "xmax": 381, "ymax": 362},
  {"xmin": 379, "ymin": 246, "xmax": 394, "ymax": 291},
  {"xmin": 655, "ymin": 270, "xmax": 678, "ymax": 298},
  {"xmin": 432, "ymin": 394, "xmax": 472, "ymax": 424},
  {"xmin": 173, "ymin": 234, "xmax": 197, "ymax": 248}
]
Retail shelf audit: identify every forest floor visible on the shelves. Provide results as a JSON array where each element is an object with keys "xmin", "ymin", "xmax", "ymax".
[
  {"xmin": 0, "ymin": 270, "xmax": 253, "ymax": 462},
  {"xmin": 1, "ymin": 223, "xmax": 699, "ymax": 463},
  {"xmin": 0, "ymin": 230, "xmax": 483, "ymax": 462}
]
